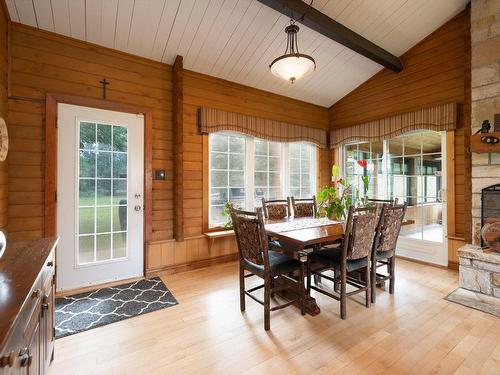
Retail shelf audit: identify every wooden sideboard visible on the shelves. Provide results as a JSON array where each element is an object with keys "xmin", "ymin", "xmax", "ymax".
[{"xmin": 0, "ymin": 238, "xmax": 58, "ymax": 375}]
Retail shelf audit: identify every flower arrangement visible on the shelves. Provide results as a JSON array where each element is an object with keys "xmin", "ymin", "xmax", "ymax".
[{"xmin": 316, "ymin": 160, "xmax": 369, "ymax": 220}]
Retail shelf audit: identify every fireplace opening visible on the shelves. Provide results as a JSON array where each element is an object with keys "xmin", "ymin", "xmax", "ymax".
[{"xmin": 481, "ymin": 184, "xmax": 500, "ymax": 246}]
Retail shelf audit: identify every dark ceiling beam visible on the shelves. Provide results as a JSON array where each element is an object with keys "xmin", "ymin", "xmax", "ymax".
[{"xmin": 257, "ymin": 0, "xmax": 403, "ymax": 73}]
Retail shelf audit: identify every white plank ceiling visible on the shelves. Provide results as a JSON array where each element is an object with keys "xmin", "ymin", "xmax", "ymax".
[{"xmin": 5, "ymin": 0, "xmax": 469, "ymax": 107}]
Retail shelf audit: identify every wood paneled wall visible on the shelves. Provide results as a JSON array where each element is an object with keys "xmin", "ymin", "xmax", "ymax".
[
  {"xmin": 147, "ymin": 70, "xmax": 329, "ymax": 274},
  {"xmin": 328, "ymin": 8, "xmax": 471, "ymax": 265},
  {"xmin": 7, "ymin": 24, "xmax": 173, "ymax": 242},
  {"xmin": 0, "ymin": 4, "xmax": 8, "ymax": 232},
  {"xmin": 5, "ymin": 22, "xmax": 330, "ymax": 274}
]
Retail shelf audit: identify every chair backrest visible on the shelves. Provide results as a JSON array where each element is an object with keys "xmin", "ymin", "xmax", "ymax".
[
  {"xmin": 375, "ymin": 203, "xmax": 407, "ymax": 253},
  {"xmin": 366, "ymin": 197, "xmax": 399, "ymax": 206},
  {"xmin": 343, "ymin": 205, "xmax": 380, "ymax": 260},
  {"xmin": 231, "ymin": 207, "xmax": 269, "ymax": 267},
  {"xmin": 291, "ymin": 196, "xmax": 317, "ymax": 218},
  {"xmin": 261, "ymin": 198, "xmax": 289, "ymax": 220}
]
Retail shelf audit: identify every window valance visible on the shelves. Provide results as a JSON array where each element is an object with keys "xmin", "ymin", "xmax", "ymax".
[
  {"xmin": 199, "ymin": 107, "xmax": 328, "ymax": 149},
  {"xmin": 329, "ymin": 102, "xmax": 458, "ymax": 148}
]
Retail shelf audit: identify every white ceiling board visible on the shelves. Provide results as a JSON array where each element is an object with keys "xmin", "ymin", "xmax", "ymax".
[
  {"xmin": 150, "ymin": 0, "xmax": 181, "ymax": 61},
  {"xmin": 67, "ymin": 0, "xmax": 86, "ymax": 40},
  {"xmin": 113, "ymin": 0, "xmax": 135, "ymax": 51},
  {"xmin": 5, "ymin": 0, "xmax": 19, "ymax": 22},
  {"xmin": 8, "ymin": 0, "xmax": 470, "ymax": 107},
  {"xmin": 13, "ymin": 0, "xmax": 37, "ymax": 27},
  {"xmin": 99, "ymin": 0, "xmax": 119, "ymax": 49},
  {"xmin": 192, "ymin": 0, "xmax": 248, "ymax": 74},
  {"xmin": 51, "ymin": 0, "xmax": 71, "ymax": 36},
  {"xmin": 32, "ymin": 0, "xmax": 54, "ymax": 32},
  {"xmin": 127, "ymin": 0, "xmax": 165, "ymax": 57},
  {"xmin": 160, "ymin": 0, "xmax": 196, "ymax": 63}
]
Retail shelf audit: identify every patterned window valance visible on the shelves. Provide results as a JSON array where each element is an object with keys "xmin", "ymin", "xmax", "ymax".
[
  {"xmin": 199, "ymin": 107, "xmax": 328, "ymax": 148},
  {"xmin": 329, "ymin": 102, "xmax": 458, "ymax": 148}
]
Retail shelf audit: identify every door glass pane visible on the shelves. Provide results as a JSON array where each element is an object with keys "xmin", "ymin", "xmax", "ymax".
[{"xmin": 77, "ymin": 122, "xmax": 128, "ymax": 265}]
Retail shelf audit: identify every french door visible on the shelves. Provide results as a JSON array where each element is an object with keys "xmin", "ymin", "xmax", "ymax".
[
  {"xmin": 342, "ymin": 131, "xmax": 448, "ymax": 266},
  {"xmin": 56, "ymin": 104, "xmax": 144, "ymax": 292}
]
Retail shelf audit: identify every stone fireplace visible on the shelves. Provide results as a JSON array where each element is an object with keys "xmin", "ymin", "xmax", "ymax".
[
  {"xmin": 481, "ymin": 184, "xmax": 500, "ymax": 245},
  {"xmin": 470, "ymin": 0, "xmax": 500, "ymax": 245}
]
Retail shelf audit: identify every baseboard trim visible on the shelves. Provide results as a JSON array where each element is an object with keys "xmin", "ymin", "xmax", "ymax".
[
  {"xmin": 395, "ymin": 255, "xmax": 450, "ymax": 270},
  {"xmin": 146, "ymin": 253, "xmax": 239, "ymax": 277},
  {"xmin": 56, "ymin": 276, "xmax": 144, "ymax": 297}
]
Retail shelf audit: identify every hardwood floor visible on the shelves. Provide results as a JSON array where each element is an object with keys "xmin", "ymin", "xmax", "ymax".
[{"xmin": 50, "ymin": 259, "xmax": 500, "ymax": 375}]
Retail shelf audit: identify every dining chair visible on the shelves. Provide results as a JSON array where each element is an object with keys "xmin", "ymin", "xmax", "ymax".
[
  {"xmin": 290, "ymin": 196, "xmax": 317, "ymax": 218},
  {"xmin": 371, "ymin": 202, "xmax": 407, "ymax": 303},
  {"xmin": 261, "ymin": 197, "xmax": 290, "ymax": 220},
  {"xmin": 230, "ymin": 207, "xmax": 305, "ymax": 331},
  {"xmin": 307, "ymin": 205, "xmax": 381, "ymax": 319},
  {"xmin": 366, "ymin": 197, "xmax": 399, "ymax": 206}
]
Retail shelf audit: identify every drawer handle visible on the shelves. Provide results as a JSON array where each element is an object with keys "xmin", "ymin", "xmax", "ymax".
[{"xmin": 0, "ymin": 351, "xmax": 15, "ymax": 368}]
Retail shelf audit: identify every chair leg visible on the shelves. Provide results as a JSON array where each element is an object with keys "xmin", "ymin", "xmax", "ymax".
[
  {"xmin": 389, "ymin": 256, "xmax": 395, "ymax": 294},
  {"xmin": 306, "ymin": 260, "xmax": 311, "ymax": 294},
  {"xmin": 239, "ymin": 264, "xmax": 245, "ymax": 312},
  {"xmin": 299, "ymin": 263, "xmax": 305, "ymax": 316},
  {"xmin": 365, "ymin": 265, "xmax": 371, "ymax": 308},
  {"xmin": 313, "ymin": 274, "xmax": 321, "ymax": 285},
  {"xmin": 334, "ymin": 268, "xmax": 340, "ymax": 292},
  {"xmin": 264, "ymin": 276, "xmax": 271, "ymax": 331},
  {"xmin": 371, "ymin": 260, "xmax": 377, "ymax": 304},
  {"xmin": 340, "ymin": 268, "xmax": 347, "ymax": 319}
]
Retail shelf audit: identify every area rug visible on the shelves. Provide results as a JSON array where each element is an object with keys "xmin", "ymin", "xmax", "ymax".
[
  {"xmin": 444, "ymin": 287, "xmax": 500, "ymax": 317},
  {"xmin": 55, "ymin": 277, "xmax": 178, "ymax": 338}
]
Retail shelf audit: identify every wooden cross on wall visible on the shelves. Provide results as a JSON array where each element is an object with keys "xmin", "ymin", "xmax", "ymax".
[{"xmin": 99, "ymin": 78, "xmax": 110, "ymax": 100}]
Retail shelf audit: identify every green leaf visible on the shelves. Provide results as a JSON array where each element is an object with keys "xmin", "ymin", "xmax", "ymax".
[{"xmin": 331, "ymin": 164, "xmax": 340, "ymax": 179}]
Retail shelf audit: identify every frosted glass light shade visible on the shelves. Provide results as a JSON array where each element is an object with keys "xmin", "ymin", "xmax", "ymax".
[{"xmin": 270, "ymin": 54, "xmax": 316, "ymax": 83}]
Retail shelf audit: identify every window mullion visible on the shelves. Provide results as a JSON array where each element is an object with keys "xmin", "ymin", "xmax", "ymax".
[{"xmin": 247, "ymin": 137, "xmax": 254, "ymax": 211}]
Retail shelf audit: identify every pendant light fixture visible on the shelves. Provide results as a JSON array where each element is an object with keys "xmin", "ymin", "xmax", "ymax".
[{"xmin": 269, "ymin": 18, "xmax": 316, "ymax": 84}]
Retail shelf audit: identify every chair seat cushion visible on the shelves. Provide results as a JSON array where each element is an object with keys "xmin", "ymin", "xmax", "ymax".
[
  {"xmin": 243, "ymin": 251, "xmax": 302, "ymax": 277},
  {"xmin": 311, "ymin": 247, "xmax": 368, "ymax": 272},
  {"xmin": 376, "ymin": 250, "xmax": 394, "ymax": 260}
]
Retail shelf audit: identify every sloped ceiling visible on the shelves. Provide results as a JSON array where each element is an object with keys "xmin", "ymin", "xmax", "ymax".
[{"xmin": 5, "ymin": 0, "xmax": 468, "ymax": 107}]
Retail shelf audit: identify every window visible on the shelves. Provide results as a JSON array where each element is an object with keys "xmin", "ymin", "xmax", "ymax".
[
  {"xmin": 343, "ymin": 131, "xmax": 443, "ymax": 243},
  {"xmin": 209, "ymin": 132, "xmax": 317, "ymax": 228}
]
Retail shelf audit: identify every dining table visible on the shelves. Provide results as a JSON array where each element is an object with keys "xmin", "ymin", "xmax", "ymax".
[{"xmin": 264, "ymin": 217, "xmax": 344, "ymax": 316}]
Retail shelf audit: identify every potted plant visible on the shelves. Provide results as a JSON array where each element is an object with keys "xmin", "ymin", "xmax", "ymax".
[{"xmin": 316, "ymin": 161, "xmax": 369, "ymax": 220}]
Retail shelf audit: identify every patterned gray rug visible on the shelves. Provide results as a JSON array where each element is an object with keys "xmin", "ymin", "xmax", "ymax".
[{"xmin": 55, "ymin": 277, "xmax": 178, "ymax": 338}]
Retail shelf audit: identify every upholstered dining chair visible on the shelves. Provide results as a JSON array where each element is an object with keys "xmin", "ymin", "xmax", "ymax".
[
  {"xmin": 290, "ymin": 196, "xmax": 317, "ymax": 218},
  {"xmin": 230, "ymin": 207, "xmax": 305, "ymax": 331},
  {"xmin": 366, "ymin": 197, "xmax": 399, "ymax": 206},
  {"xmin": 261, "ymin": 198, "xmax": 290, "ymax": 220},
  {"xmin": 371, "ymin": 202, "xmax": 407, "ymax": 303},
  {"xmin": 307, "ymin": 205, "xmax": 381, "ymax": 319},
  {"xmin": 261, "ymin": 197, "xmax": 290, "ymax": 251}
]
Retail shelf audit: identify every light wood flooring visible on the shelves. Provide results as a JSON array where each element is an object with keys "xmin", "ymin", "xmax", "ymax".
[{"xmin": 50, "ymin": 259, "xmax": 500, "ymax": 375}]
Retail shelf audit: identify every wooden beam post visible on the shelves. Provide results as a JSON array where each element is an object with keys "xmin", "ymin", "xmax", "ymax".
[
  {"xmin": 257, "ymin": 0, "xmax": 403, "ymax": 73},
  {"xmin": 173, "ymin": 55, "xmax": 184, "ymax": 241}
]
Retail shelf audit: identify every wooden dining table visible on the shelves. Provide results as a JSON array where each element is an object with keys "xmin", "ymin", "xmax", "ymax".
[{"xmin": 264, "ymin": 217, "xmax": 344, "ymax": 316}]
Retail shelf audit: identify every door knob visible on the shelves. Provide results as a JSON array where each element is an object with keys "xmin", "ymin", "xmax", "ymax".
[{"xmin": 134, "ymin": 205, "xmax": 142, "ymax": 211}]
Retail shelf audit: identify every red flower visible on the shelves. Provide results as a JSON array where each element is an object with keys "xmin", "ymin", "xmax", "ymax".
[{"xmin": 357, "ymin": 159, "xmax": 367, "ymax": 168}]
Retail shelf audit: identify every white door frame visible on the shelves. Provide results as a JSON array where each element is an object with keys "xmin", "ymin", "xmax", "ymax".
[
  {"xmin": 339, "ymin": 131, "xmax": 448, "ymax": 266},
  {"xmin": 44, "ymin": 93, "xmax": 152, "ymax": 292}
]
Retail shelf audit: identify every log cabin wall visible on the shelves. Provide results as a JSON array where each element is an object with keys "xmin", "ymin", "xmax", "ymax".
[
  {"xmin": 147, "ymin": 70, "xmax": 329, "ymax": 275},
  {"xmin": 7, "ymin": 24, "xmax": 174, "ymax": 242},
  {"xmin": 328, "ymin": 8, "xmax": 472, "ymax": 268},
  {"xmin": 0, "ymin": 4, "xmax": 8, "ymax": 232},
  {"xmin": 5, "ymin": 22, "xmax": 329, "ymax": 274}
]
